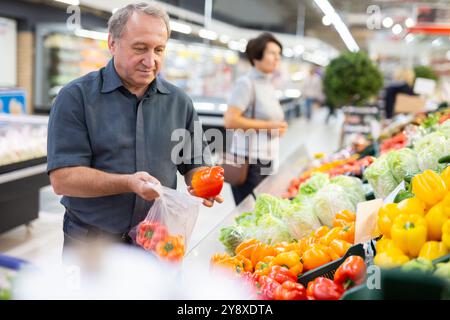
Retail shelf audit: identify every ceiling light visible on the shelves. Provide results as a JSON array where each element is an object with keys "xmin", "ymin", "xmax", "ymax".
[
  {"xmin": 392, "ymin": 24, "xmax": 403, "ymax": 35},
  {"xmin": 74, "ymin": 29, "xmax": 108, "ymax": 41},
  {"xmin": 382, "ymin": 17, "xmax": 394, "ymax": 28},
  {"xmin": 404, "ymin": 18, "xmax": 415, "ymax": 28},
  {"xmin": 283, "ymin": 48, "xmax": 294, "ymax": 58},
  {"xmin": 170, "ymin": 21, "xmax": 192, "ymax": 34},
  {"xmin": 198, "ymin": 29, "xmax": 218, "ymax": 41},
  {"xmin": 228, "ymin": 40, "xmax": 245, "ymax": 52},
  {"xmin": 313, "ymin": 0, "xmax": 359, "ymax": 52},
  {"xmin": 322, "ymin": 15, "xmax": 332, "ymax": 26},
  {"xmin": 219, "ymin": 35, "xmax": 230, "ymax": 44},
  {"xmin": 54, "ymin": 0, "xmax": 80, "ymax": 5},
  {"xmin": 294, "ymin": 44, "xmax": 305, "ymax": 55}
]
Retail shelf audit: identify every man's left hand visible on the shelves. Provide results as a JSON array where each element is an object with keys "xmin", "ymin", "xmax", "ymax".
[{"xmin": 187, "ymin": 186, "xmax": 224, "ymax": 207}]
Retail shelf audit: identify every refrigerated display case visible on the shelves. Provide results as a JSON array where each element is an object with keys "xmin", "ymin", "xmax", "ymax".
[
  {"xmin": 34, "ymin": 24, "xmax": 110, "ymax": 112},
  {"xmin": 0, "ymin": 114, "xmax": 49, "ymax": 234}
]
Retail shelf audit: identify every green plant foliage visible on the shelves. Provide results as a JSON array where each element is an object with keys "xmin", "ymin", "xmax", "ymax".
[
  {"xmin": 323, "ymin": 51, "xmax": 384, "ymax": 107},
  {"xmin": 414, "ymin": 65, "xmax": 438, "ymax": 81}
]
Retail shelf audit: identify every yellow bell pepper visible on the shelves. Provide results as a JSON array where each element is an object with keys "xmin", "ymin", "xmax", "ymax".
[
  {"xmin": 425, "ymin": 194, "xmax": 450, "ymax": 241},
  {"xmin": 440, "ymin": 166, "xmax": 450, "ymax": 190},
  {"xmin": 375, "ymin": 237, "xmax": 397, "ymax": 253},
  {"xmin": 412, "ymin": 170, "xmax": 447, "ymax": 208},
  {"xmin": 377, "ymin": 203, "xmax": 402, "ymax": 238},
  {"xmin": 374, "ymin": 247, "xmax": 410, "ymax": 268},
  {"xmin": 391, "ymin": 214, "xmax": 427, "ymax": 258},
  {"xmin": 270, "ymin": 251, "xmax": 303, "ymax": 277},
  {"xmin": 418, "ymin": 241, "xmax": 448, "ymax": 260},
  {"xmin": 443, "ymin": 220, "xmax": 450, "ymax": 249},
  {"xmin": 397, "ymin": 197, "xmax": 426, "ymax": 216}
]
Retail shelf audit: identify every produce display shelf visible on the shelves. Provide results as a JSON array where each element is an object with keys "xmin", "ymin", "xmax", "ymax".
[{"xmin": 0, "ymin": 157, "xmax": 47, "ymax": 175}]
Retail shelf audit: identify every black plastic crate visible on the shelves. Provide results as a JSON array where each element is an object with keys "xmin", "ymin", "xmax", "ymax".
[{"xmin": 297, "ymin": 243, "xmax": 365, "ymax": 287}]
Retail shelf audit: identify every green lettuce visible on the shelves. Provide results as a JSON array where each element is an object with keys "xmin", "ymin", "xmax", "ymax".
[
  {"xmin": 386, "ymin": 148, "xmax": 420, "ymax": 183},
  {"xmin": 364, "ymin": 154, "xmax": 400, "ymax": 199}
]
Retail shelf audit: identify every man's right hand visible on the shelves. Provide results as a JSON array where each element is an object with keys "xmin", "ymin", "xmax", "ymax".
[{"xmin": 127, "ymin": 171, "xmax": 161, "ymax": 201}]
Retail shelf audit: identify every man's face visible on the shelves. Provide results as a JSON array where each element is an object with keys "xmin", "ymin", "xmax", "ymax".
[{"xmin": 108, "ymin": 12, "xmax": 168, "ymax": 90}]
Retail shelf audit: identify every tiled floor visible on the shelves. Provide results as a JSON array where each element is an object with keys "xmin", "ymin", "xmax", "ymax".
[{"xmin": 0, "ymin": 107, "xmax": 342, "ymax": 268}]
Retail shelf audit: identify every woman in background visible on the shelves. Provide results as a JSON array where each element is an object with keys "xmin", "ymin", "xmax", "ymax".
[{"xmin": 224, "ymin": 33, "xmax": 288, "ymax": 205}]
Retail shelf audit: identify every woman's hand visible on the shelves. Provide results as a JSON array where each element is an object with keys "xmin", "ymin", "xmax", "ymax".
[{"xmin": 271, "ymin": 121, "xmax": 288, "ymax": 137}]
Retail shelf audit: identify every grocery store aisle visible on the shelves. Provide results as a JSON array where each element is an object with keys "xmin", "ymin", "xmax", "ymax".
[{"xmin": 0, "ymin": 107, "xmax": 342, "ymax": 267}]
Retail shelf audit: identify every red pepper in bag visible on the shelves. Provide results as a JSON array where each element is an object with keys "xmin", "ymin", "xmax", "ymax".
[
  {"xmin": 191, "ymin": 166, "xmax": 224, "ymax": 198},
  {"xmin": 306, "ymin": 277, "xmax": 344, "ymax": 300},
  {"xmin": 274, "ymin": 281, "xmax": 307, "ymax": 300},
  {"xmin": 136, "ymin": 221, "xmax": 168, "ymax": 251},
  {"xmin": 334, "ymin": 256, "xmax": 366, "ymax": 290}
]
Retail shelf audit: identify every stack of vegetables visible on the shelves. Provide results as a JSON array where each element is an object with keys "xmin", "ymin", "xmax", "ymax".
[
  {"xmin": 220, "ymin": 174, "xmax": 365, "ymax": 255},
  {"xmin": 211, "ymin": 253, "xmax": 367, "ymax": 300},
  {"xmin": 374, "ymin": 169, "xmax": 450, "ymax": 268},
  {"xmin": 365, "ymin": 120, "xmax": 450, "ymax": 199},
  {"xmin": 283, "ymin": 156, "xmax": 374, "ymax": 199},
  {"xmin": 211, "ymin": 210, "xmax": 359, "ymax": 300},
  {"xmin": 380, "ymin": 132, "xmax": 408, "ymax": 154}
]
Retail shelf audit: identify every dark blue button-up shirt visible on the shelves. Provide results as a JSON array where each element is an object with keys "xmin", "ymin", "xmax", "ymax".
[{"xmin": 47, "ymin": 59, "xmax": 210, "ymax": 234}]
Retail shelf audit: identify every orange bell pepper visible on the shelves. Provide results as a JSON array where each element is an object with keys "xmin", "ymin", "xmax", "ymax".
[
  {"xmin": 320, "ymin": 227, "xmax": 342, "ymax": 245},
  {"xmin": 301, "ymin": 244, "xmax": 332, "ymax": 271},
  {"xmin": 297, "ymin": 237, "xmax": 312, "ymax": 254},
  {"xmin": 274, "ymin": 241, "xmax": 303, "ymax": 256},
  {"xmin": 338, "ymin": 223, "xmax": 355, "ymax": 244},
  {"xmin": 270, "ymin": 251, "xmax": 303, "ymax": 277},
  {"xmin": 328, "ymin": 239, "xmax": 352, "ymax": 259},
  {"xmin": 333, "ymin": 210, "xmax": 356, "ymax": 227},
  {"xmin": 254, "ymin": 256, "xmax": 275, "ymax": 277},
  {"xmin": 155, "ymin": 235, "xmax": 185, "ymax": 262},
  {"xmin": 210, "ymin": 253, "xmax": 231, "ymax": 265},
  {"xmin": 234, "ymin": 239, "xmax": 259, "ymax": 258},
  {"xmin": 234, "ymin": 254, "xmax": 253, "ymax": 273},
  {"xmin": 312, "ymin": 226, "xmax": 330, "ymax": 239},
  {"xmin": 250, "ymin": 242, "xmax": 275, "ymax": 267}
]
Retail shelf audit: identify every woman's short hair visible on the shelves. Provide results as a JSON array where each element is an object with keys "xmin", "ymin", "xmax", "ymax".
[{"xmin": 245, "ymin": 33, "xmax": 283, "ymax": 66}]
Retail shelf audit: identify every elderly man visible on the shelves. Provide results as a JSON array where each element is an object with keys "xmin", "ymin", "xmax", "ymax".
[{"xmin": 47, "ymin": 2, "xmax": 222, "ymax": 250}]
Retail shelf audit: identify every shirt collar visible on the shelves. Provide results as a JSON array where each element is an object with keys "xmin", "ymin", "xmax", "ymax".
[
  {"xmin": 249, "ymin": 67, "xmax": 272, "ymax": 81},
  {"xmin": 101, "ymin": 58, "xmax": 171, "ymax": 95}
]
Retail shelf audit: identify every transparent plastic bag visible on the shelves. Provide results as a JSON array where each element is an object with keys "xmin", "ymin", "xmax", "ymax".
[{"xmin": 130, "ymin": 183, "xmax": 202, "ymax": 263}]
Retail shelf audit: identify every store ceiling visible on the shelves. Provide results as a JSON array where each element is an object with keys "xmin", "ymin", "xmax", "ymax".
[
  {"xmin": 159, "ymin": 0, "xmax": 448, "ymax": 51},
  {"xmin": 22, "ymin": 0, "xmax": 450, "ymax": 52}
]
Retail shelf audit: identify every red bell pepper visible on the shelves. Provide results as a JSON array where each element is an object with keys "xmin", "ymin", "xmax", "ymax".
[
  {"xmin": 191, "ymin": 166, "xmax": 224, "ymax": 198},
  {"xmin": 256, "ymin": 276, "xmax": 281, "ymax": 300},
  {"xmin": 306, "ymin": 277, "xmax": 344, "ymax": 300},
  {"xmin": 274, "ymin": 281, "xmax": 307, "ymax": 300},
  {"xmin": 268, "ymin": 265, "xmax": 297, "ymax": 284},
  {"xmin": 334, "ymin": 256, "xmax": 366, "ymax": 290},
  {"xmin": 136, "ymin": 221, "xmax": 168, "ymax": 251}
]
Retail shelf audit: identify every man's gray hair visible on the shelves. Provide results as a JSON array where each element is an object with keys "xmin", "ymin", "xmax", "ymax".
[{"xmin": 108, "ymin": 2, "xmax": 171, "ymax": 40}]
